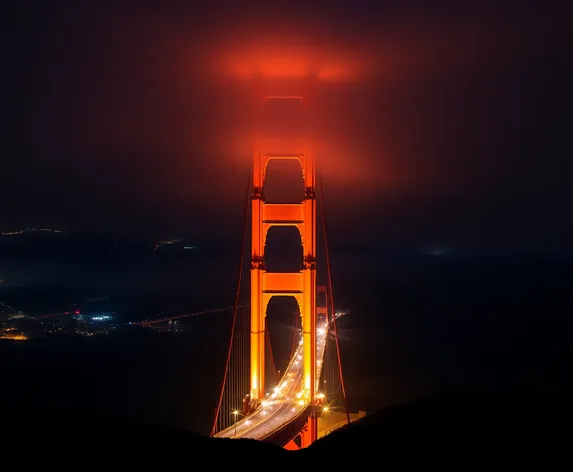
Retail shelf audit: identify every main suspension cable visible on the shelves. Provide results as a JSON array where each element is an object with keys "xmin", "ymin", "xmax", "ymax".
[
  {"xmin": 318, "ymin": 170, "xmax": 351, "ymax": 424},
  {"xmin": 211, "ymin": 168, "xmax": 251, "ymax": 436}
]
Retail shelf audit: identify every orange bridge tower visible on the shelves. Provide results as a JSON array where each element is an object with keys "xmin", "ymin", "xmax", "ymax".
[{"xmin": 249, "ymin": 80, "xmax": 317, "ymax": 443}]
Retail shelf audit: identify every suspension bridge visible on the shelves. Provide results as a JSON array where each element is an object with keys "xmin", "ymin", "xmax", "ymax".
[{"xmin": 210, "ymin": 78, "xmax": 363, "ymax": 449}]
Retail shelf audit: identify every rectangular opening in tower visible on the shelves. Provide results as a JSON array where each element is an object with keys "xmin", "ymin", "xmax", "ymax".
[
  {"xmin": 265, "ymin": 295, "xmax": 301, "ymax": 393},
  {"xmin": 264, "ymin": 226, "xmax": 303, "ymax": 273},
  {"xmin": 263, "ymin": 159, "xmax": 305, "ymax": 204}
]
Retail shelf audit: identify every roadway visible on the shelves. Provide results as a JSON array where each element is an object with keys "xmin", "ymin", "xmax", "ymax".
[{"xmin": 215, "ymin": 317, "xmax": 330, "ymax": 439}]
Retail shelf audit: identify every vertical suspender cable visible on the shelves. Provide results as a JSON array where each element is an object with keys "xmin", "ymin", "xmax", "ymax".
[
  {"xmin": 266, "ymin": 327, "xmax": 280, "ymax": 384},
  {"xmin": 211, "ymin": 168, "xmax": 251, "ymax": 436},
  {"xmin": 318, "ymin": 170, "xmax": 351, "ymax": 425},
  {"xmin": 240, "ymin": 246, "xmax": 248, "ymax": 413},
  {"xmin": 289, "ymin": 309, "xmax": 298, "ymax": 365}
]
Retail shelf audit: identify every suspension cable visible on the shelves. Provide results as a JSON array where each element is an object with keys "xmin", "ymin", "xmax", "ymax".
[
  {"xmin": 318, "ymin": 170, "xmax": 351, "ymax": 424},
  {"xmin": 211, "ymin": 168, "xmax": 251, "ymax": 436},
  {"xmin": 289, "ymin": 309, "xmax": 298, "ymax": 364},
  {"xmin": 265, "ymin": 327, "xmax": 280, "ymax": 384}
]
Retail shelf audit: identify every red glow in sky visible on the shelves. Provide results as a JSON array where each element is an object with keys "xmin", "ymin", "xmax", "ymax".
[
  {"xmin": 3, "ymin": 2, "xmax": 570, "ymax": 245},
  {"xmin": 214, "ymin": 47, "xmax": 368, "ymax": 83}
]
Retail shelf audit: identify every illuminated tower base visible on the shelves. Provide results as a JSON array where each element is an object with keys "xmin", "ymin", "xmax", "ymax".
[{"xmin": 283, "ymin": 418, "xmax": 317, "ymax": 450}]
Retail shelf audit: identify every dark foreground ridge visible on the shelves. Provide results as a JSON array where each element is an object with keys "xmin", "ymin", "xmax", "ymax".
[{"xmin": 3, "ymin": 393, "xmax": 570, "ymax": 467}]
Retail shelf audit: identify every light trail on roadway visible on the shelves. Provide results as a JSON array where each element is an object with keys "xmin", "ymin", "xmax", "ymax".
[{"xmin": 214, "ymin": 316, "xmax": 332, "ymax": 439}]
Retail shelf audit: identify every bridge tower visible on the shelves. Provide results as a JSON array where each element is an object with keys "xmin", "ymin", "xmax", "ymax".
[{"xmin": 250, "ymin": 79, "xmax": 317, "ymax": 444}]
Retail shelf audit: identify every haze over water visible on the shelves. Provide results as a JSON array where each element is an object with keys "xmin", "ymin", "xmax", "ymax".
[{"xmin": 2, "ymin": 237, "xmax": 571, "ymax": 435}]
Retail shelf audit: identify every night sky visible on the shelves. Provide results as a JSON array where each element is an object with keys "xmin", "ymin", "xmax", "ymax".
[{"xmin": 4, "ymin": 1, "xmax": 572, "ymax": 251}]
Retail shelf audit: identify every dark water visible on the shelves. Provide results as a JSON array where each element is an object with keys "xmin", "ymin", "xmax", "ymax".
[{"xmin": 1, "ymin": 246, "xmax": 572, "ymax": 435}]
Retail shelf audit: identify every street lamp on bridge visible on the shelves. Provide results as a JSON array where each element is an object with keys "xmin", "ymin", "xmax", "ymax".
[{"xmin": 232, "ymin": 409, "xmax": 244, "ymax": 437}]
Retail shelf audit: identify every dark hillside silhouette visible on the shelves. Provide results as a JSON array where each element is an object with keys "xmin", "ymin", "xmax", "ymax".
[
  {"xmin": 298, "ymin": 392, "xmax": 572, "ymax": 466},
  {"xmin": 3, "ymin": 393, "xmax": 570, "ymax": 467}
]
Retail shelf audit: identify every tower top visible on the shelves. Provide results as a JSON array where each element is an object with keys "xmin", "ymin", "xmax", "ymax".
[{"xmin": 255, "ymin": 77, "xmax": 312, "ymax": 107}]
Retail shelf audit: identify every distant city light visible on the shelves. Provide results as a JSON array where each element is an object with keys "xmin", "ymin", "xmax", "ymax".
[
  {"xmin": 0, "ymin": 228, "xmax": 65, "ymax": 236},
  {"xmin": 153, "ymin": 238, "xmax": 183, "ymax": 252}
]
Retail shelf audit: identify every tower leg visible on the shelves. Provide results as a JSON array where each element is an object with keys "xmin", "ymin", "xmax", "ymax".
[
  {"xmin": 304, "ymin": 414, "xmax": 317, "ymax": 445},
  {"xmin": 250, "ymin": 267, "xmax": 265, "ymax": 401},
  {"xmin": 250, "ymin": 171, "xmax": 265, "ymax": 402},
  {"xmin": 283, "ymin": 415, "xmax": 317, "ymax": 450}
]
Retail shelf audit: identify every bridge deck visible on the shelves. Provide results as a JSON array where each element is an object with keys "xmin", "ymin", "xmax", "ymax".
[
  {"xmin": 215, "ymin": 321, "xmax": 328, "ymax": 440},
  {"xmin": 318, "ymin": 410, "xmax": 366, "ymax": 438}
]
